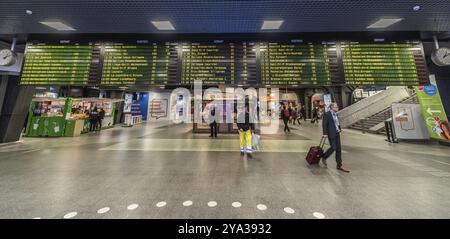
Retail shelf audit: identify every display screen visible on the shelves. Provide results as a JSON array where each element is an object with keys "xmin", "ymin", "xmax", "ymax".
[
  {"xmin": 342, "ymin": 41, "xmax": 428, "ymax": 85},
  {"xmin": 20, "ymin": 37, "xmax": 430, "ymax": 86},
  {"xmin": 180, "ymin": 41, "xmax": 257, "ymax": 85},
  {"xmin": 21, "ymin": 44, "xmax": 95, "ymax": 85},
  {"xmin": 260, "ymin": 41, "xmax": 339, "ymax": 85},
  {"xmin": 101, "ymin": 42, "xmax": 178, "ymax": 85}
]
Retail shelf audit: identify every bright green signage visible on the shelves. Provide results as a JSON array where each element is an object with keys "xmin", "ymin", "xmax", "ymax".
[{"xmin": 415, "ymin": 75, "xmax": 450, "ymax": 142}]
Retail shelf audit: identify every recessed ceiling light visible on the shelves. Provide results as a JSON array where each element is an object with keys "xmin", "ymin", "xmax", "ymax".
[
  {"xmin": 151, "ymin": 21, "xmax": 175, "ymax": 30},
  {"xmin": 413, "ymin": 6, "xmax": 421, "ymax": 11},
  {"xmin": 25, "ymin": 10, "xmax": 33, "ymax": 15},
  {"xmin": 261, "ymin": 20, "xmax": 284, "ymax": 30},
  {"xmin": 366, "ymin": 18, "xmax": 403, "ymax": 29},
  {"xmin": 40, "ymin": 21, "xmax": 76, "ymax": 31}
]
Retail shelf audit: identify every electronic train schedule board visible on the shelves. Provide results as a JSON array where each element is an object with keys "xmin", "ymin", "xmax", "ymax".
[
  {"xmin": 180, "ymin": 40, "xmax": 258, "ymax": 85},
  {"xmin": 20, "ymin": 41, "xmax": 100, "ymax": 85},
  {"xmin": 100, "ymin": 40, "xmax": 179, "ymax": 85},
  {"xmin": 259, "ymin": 40, "xmax": 340, "ymax": 86},
  {"xmin": 341, "ymin": 40, "xmax": 428, "ymax": 86}
]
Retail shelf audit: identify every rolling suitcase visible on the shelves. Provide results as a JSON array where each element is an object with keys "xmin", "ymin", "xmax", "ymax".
[{"xmin": 306, "ymin": 137, "xmax": 326, "ymax": 165}]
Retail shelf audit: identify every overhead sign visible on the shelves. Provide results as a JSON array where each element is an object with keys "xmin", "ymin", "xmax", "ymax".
[{"xmin": 415, "ymin": 75, "xmax": 450, "ymax": 142}]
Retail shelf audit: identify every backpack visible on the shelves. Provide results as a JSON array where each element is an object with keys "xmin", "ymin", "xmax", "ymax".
[{"xmin": 283, "ymin": 109, "xmax": 290, "ymax": 118}]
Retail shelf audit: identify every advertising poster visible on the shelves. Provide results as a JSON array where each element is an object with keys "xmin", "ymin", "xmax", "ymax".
[
  {"xmin": 415, "ymin": 75, "xmax": 450, "ymax": 142},
  {"xmin": 391, "ymin": 103, "xmax": 429, "ymax": 140},
  {"xmin": 123, "ymin": 94, "xmax": 133, "ymax": 113}
]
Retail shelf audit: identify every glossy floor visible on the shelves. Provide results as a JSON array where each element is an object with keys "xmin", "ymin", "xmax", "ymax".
[{"xmin": 0, "ymin": 121, "xmax": 449, "ymax": 219}]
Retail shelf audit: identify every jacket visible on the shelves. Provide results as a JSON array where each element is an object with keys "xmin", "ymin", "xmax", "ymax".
[
  {"xmin": 237, "ymin": 112, "xmax": 255, "ymax": 131},
  {"xmin": 322, "ymin": 111, "xmax": 341, "ymax": 138}
]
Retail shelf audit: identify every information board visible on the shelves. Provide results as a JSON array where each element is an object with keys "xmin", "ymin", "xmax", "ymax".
[
  {"xmin": 260, "ymin": 41, "xmax": 339, "ymax": 85},
  {"xmin": 342, "ymin": 41, "xmax": 428, "ymax": 85},
  {"xmin": 101, "ymin": 42, "xmax": 178, "ymax": 85},
  {"xmin": 19, "ymin": 37, "xmax": 430, "ymax": 87},
  {"xmin": 180, "ymin": 41, "xmax": 258, "ymax": 85},
  {"xmin": 21, "ymin": 44, "xmax": 95, "ymax": 85}
]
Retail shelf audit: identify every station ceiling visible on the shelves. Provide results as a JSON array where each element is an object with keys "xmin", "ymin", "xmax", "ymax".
[{"xmin": 0, "ymin": 0, "xmax": 449, "ymax": 35}]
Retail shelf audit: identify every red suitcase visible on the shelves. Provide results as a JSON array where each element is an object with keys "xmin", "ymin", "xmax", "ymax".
[{"xmin": 306, "ymin": 137, "xmax": 326, "ymax": 165}]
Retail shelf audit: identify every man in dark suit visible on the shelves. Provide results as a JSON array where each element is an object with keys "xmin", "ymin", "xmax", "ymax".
[{"xmin": 322, "ymin": 102, "xmax": 350, "ymax": 173}]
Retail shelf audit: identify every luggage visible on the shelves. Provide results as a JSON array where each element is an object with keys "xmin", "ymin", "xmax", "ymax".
[
  {"xmin": 252, "ymin": 133, "xmax": 260, "ymax": 150},
  {"xmin": 305, "ymin": 137, "xmax": 326, "ymax": 165}
]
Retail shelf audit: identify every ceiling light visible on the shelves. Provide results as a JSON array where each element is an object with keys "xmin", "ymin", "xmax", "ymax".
[
  {"xmin": 25, "ymin": 10, "xmax": 33, "ymax": 15},
  {"xmin": 366, "ymin": 18, "xmax": 403, "ymax": 29},
  {"xmin": 151, "ymin": 21, "xmax": 175, "ymax": 30},
  {"xmin": 261, "ymin": 20, "xmax": 284, "ymax": 30},
  {"xmin": 413, "ymin": 6, "xmax": 421, "ymax": 11},
  {"xmin": 40, "ymin": 21, "xmax": 76, "ymax": 31}
]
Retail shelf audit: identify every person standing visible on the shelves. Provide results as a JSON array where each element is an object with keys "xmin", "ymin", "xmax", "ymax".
[
  {"xmin": 282, "ymin": 106, "xmax": 291, "ymax": 134},
  {"xmin": 209, "ymin": 106, "xmax": 218, "ymax": 138},
  {"xmin": 322, "ymin": 102, "xmax": 349, "ymax": 173},
  {"xmin": 237, "ymin": 105, "xmax": 255, "ymax": 158},
  {"xmin": 89, "ymin": 107, "xmax": 99, "ymax": 132},
  {"xmin": 97, "ymin": 108, "xmax": 106, "ymax": 131}
]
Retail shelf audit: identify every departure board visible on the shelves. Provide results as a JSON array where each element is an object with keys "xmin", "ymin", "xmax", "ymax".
[
  {"xmin": 21, "ymin": 44, "xmax": 95, "ymax": 85},
  {"xmin": 101, "ymin": 42, "xmax": 178, "ymax": 85},
  {"xmin": 341, "ymin": 41, "xmax": 428, "ymax": 85},
  {"xmin": 180, "ymin": 41, "xmax": 258, "ymax": 85},
  {"xmin": 260, "ymin": 41, "xmax": 339, "ymax": 85}
]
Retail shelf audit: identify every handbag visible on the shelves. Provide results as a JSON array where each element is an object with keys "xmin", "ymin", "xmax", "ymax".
[{"xmin": 251, "ymin": 133, "xmax": 261, "ymax": 150}]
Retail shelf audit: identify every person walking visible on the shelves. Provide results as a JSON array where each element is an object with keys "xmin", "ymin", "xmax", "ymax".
[
  {"xmin": 292, "ymin": 108, "xmax": 298, "ymax": 125},
  {"xmin": 89, "ymin": 107, "xmax": 99, "ymax": 132},
  {"xmin": 311, "ymin": 106, "xmax": 319, "ymax": 124},
  {"xmin": 97, "ymin": 108, "xmax": 106, "ymax": 131},
  {"xmin": 209, "ymin": 106, "xmax": 218, "ymax": 138},
  {"xmin": 237, "ymin": 105, "xmax": 255, "ymax": 158},
  {"xmin": 296, "ymin": 107, "xmax": 302, "ymax": 125},
  {"xmin": 300, "ymin": 106, "xmax": 307, "ymax": 121},
  {"xmin": 282, "ymin": 106, "xmax": 291, "ymax": 134},
  {"xmin": 321, "ymin": 102, "xmax": 349, "ymax": 173}
]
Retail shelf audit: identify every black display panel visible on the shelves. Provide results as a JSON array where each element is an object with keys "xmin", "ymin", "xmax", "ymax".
[
  {"xmin": 19, "ymin": 35, "xmax": 430, "ymax": 87},
  {"xmin": 341, "ymin": 40, "xmax": 428, "ymax": 85},
  {"xmin": 20, "ymin": 43, "xmax": 98, "ymax": 85},
  {"xmin": 100, "ymin": 42, "xmax": 178, "ymax": 85},
  {"xmin": 180, "ymin": 40, "xmax": 258, "ymax": 85},
  {"xmin": 260, "ymin": 41, "xmax": 339, "ymax": 85}
]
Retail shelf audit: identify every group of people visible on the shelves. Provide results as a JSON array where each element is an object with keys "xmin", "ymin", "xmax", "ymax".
[
  {"xmin": 241, "ymin": 102, "xmax": 349, "ymax": 172},
  {"xmin": 280, "ymin": 105, "xmax": 307, "ymax": 134},
  {"xmin": 207, "ymin": 101, "xmax": 349, "ymax": 172},
  {"xmin": 82, "ymin": 107, "xmax": 106, "ymax": 132}
]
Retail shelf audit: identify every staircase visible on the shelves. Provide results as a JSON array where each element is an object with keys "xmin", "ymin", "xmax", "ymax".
[{"xmin": 349, "ymin": 93, "xmax": 418, "ymax": 135}]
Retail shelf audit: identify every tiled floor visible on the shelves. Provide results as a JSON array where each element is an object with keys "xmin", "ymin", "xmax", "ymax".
[{"xmin": 0, "ymin": 120, "xmax": 449, "ymax": 219}]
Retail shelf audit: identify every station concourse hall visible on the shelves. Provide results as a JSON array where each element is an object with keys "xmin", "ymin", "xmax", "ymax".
[{"xmin": 0, "ymin": 0, "xmax": 450, "ymax": 222}]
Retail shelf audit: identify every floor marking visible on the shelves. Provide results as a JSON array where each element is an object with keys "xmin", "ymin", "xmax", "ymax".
[
  {"xmin": 183, "ymin": 200, "xmax": 193, "ymax": 207},
  {"xmin": 208, "ymin": 201, "xmax": 217, "ymax": 207},
  {"xmin": 127, "ymin": 204, "xmax": 139, "ymax": 210},
  {"xmin": 232, "ymin": 202, "xmax": 242, "ymax": 208},
  {"xmin": 97, "ymin": 207, "xmax": 110, "ymax": 214},
  {"xmin": 257, "ymin": 204, "xmax": 267, "ymax": 211},
  {"xmin": 313, "ymin": 212, "xmax": 325, "ymax": 219},
  {"xmin": 63, "ymin": 212, "xmax": 77, "ymax": 219},
  {"xmin": 284, "ymin": 207, "xmax": 295, "ymax": 214},
  {"xmin": 156, "ymin": 201, "xmax": 167, "ymax": 208}
]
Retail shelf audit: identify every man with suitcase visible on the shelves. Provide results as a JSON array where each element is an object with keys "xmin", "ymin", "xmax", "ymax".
[{"xmin": 322, "ymin": 102, "xmax": 350, "ymax": 173}]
